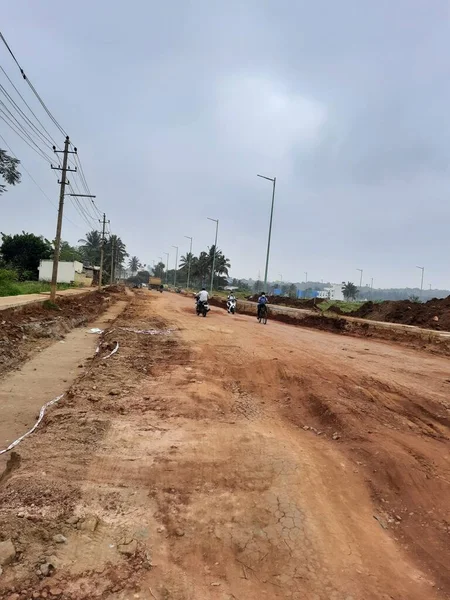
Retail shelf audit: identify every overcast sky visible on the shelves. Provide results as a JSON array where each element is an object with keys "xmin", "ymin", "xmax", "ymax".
[{"xmin": 2, "ymin": 1, "xmax": 450, "ymax": 288}]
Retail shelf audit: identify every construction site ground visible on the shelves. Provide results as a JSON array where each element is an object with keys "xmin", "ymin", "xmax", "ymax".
[{"xmin": 0, "ymin": 290, "xmax": 449, "ymax": 600}]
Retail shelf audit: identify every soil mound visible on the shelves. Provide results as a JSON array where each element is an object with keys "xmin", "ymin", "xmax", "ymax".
[{"xmin": 350, "ymin": 296, "xmax": 450, "ymax": 331}]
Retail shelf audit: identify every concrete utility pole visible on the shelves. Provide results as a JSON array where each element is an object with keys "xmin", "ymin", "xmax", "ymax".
[
  {"xmin": 49, "ymin": 136, "xmax": 76, "ymax": 302},
  {"xmin": 357, "ymin": 268, "xmax": 363, "ymax": 290},
  {"xmin": 257, "ymin": 174, "xmax": 276, "ymax": 292},
  {"xmin": 416, "ymin": 266, "xmax": 424, "ymax": 297},
  {"xmin": 164, "ymin": 252, "xmax": 169, "ymax": 283},
  {"xmin": 110, "ymin": 238, "xmax": 115, "ymax": 284},
  {"xmin": 207, "ymin": 218, "xmax": 219, "ymax": 293},
  {"xmin": 98, "ymin": 213, "xmax": 109, "ymax": 290},
  {"xmin": 185, "ymin": 236, "xmax": 193, "ymax": 290},
  {"xmin": 172, "ymin": 246, "xmax": 179, "ymax": 287}
]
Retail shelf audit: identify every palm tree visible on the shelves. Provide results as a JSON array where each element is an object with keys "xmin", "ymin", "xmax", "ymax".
[
  {"xmin": 129, "ymin": 256, "xmax": 140, "ymax": 275},
  {"xmin": 342, "ymin": 282, "xmax": 359, "ymax": 300},
  {"xmin": 78, "ymin": 230, "xmax": 102, "ymax": 265}
]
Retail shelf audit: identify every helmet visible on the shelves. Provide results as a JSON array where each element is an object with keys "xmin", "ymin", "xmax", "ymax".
[{"xmin": 202, "ymin": 287, "xmax": 206, "ymax": 291}]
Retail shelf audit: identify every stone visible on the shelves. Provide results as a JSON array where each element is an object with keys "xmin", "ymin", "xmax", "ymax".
[
  {"xmin": 109, "ymin": 389, "xmax": 121, "ymax": 396},
  {"xmin": 79, "ymin": 515, "xmax": 99, "ymax": 532},
  {"xmin": 0, "ymin": 539, "xmax": 16, "ymax": 566},
  {"xmin": 0, "ymin": 566, "xmax": 2, "ymax": 576},
  {"xmin": 332, "ymin": 432, "xmax": 340, "ymax": 440},
  {"xmin": 118, "ymin": 539, "xmax": 138, "ymax": 556},
  {"xmin": 66, "ymin": 516, "xmax": 79, "ymax": 525},
  {"xmin": 175, "ymin": 528, "xmax": 185, "ymax": 537},
  {"xmin": 49, "ymin": 587, "xmax": 63, "ymax": 596},
  {"xmin": 52, "ymin": 534, "xmax": 67, "ymax": 544},
  {"xmin": 8, "ymin": 594, "xmax": 19, "ymax": 600},
  {"xmin": 40, "ymin": 563, "xmax": 50, "ymax": 576}
]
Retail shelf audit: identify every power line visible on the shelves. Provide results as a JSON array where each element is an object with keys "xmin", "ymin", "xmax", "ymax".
[
  {"xmin": 0, "ymin": 31, "xmax": 67, "ymax": 137},
  {"xmin": 0, "ymin": 99, "xmax": 54, "ymax": 160},
  {"xmin": 0, "ymin": 133, "xmax": 83, "ymax": 229},
  {"xmin": 0, "ymin": 111, "xmax": 54, "ymax": 163},
  {"xmin": 0, "ymin": 65, "xmax": 59, "ymax": 147}
]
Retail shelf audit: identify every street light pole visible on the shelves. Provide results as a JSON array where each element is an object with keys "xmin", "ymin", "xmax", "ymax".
[
  {"xmin": 172, "ymin": 246, "xmax": 179, "ymax": 287},
  {"xmin": 184, "ymin": 236, "xmax": 193, "ymax": 290},
  {"xmin": 305, "ymin": 272, "xmax": 308, "ymax": 284},
  {"xmin": 164, "ymin": 252, "xmax": 169, "ymax": 284},
  {"xmin": 257, "ymin": 174, "xmax": 276, "ymax": 293},
  {"xmin": 357, "ymin": 268, "xmax": 363, "ymax": 290},
  {"xmin": 416, "ymin": 266, "xmax": 424, "ymax": 297},
  {"xmin": 207, "ymin": 218, "xmax": 219, "ymax": 293}
]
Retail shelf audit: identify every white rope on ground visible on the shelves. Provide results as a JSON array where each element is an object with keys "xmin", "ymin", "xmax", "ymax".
[
  {"xmin": 101, "ymin": 341, "xmax": 119, "ymax": 360},
  {"xmin": 0, "ymin": 339, "xmax": 121, "ymax": 456},
  {"xmin": 0, "ymin": 394, "xmax": 64, "ymax": 455}
]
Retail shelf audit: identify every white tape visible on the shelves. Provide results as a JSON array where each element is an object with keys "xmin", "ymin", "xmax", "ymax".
[
  {"xmin": 101, "ymin": 341, "xmax": 119, "ymax": 360},
  {"xmin": 0, "ymin": 394, "xmax": 64, "ymax": 456},
  {"xmin": 119, "ymin": 327, "xmax": 173, "ymax": 335}
]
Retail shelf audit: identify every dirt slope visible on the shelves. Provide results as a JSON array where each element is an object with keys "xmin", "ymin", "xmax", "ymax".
[
  {"xmin": 342, "ymin": 296, "xmax": 450, "ymax": 331},
  {"xmin": 0, "ymin": 292, "xmax": 449, "ymax": 599}
]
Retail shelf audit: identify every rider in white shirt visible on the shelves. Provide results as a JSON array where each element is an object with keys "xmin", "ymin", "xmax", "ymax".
[{"xmin": 197, "ymin": 288, "xmax": 209, "ymax": 303}]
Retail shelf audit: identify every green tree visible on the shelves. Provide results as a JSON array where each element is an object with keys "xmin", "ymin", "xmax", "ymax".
[
  {"xmin": 153, "ymin": 261, "xmax": 165, "ymax": 278},
  {"xmin": 342, "ymin": 282, "xmax": 359, "ymax": 300},
  {"xmin": 103, "ymin": 235, "xmax": 127, "ymax": 281},
  {"xmin": 129, "ymin": 256, "xmax": 140, "ymax": 274},
  {"xmin": 253, "ymin": 280, "xmax": 263, "ymax": 293},
  {"xmin": 288, "ymin": 283, "xmax": 298, "ymax": 298},
  {"xmin": 0, "ymin": 231, "xmax": 52, "ymax": 279},
  {"xmin": 58, "ymin": 241, "xmax": 83, "ymax": 262},
  {"xmin": 0, "ymin": 149, "xmax": 21, "ymax": 194},
  {"xmin": 78, "ymin": 230, "xmax": 102, "ymax": 265}
]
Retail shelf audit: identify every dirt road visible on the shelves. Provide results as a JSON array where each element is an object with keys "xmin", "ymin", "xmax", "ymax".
[
  {"xmin": 0, "ymin": 291, "xmax": 449, "ymax": 600},
  {"xmin": 0, "ymin": 288, "xmax": 96, "ymax": 311}
]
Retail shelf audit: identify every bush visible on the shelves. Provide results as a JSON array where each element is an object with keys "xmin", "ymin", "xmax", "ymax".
[{"xmin": 0, "ymin": 268, "xmax": 18, "ymax": 282}]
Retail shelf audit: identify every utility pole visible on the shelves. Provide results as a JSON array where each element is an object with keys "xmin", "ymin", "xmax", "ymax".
[
  {"xmin": 416, "ymin": 266, "xmax": 424, "ymax": 298},
  {"xmin": 49, "ymin": 136, "xmax": 77, "ymax": 302},
  {"xmin": 164, "ymin": 252, "xmax": 169, "ymax": 284},
  {"xmin": 172, "ymin": 246, "xmax": 179, "ymax": 287},
  {"xmin": 357, "ymin": 268, "xmax": 363, "ymax": 290},
  {"xmin": 185, "ymin": 236, "xmax": 193, "ymax": 289},
  {"xmin": 207, "ymin": 217, "xmax": 219, "ymax": 293},
  {"xmin": 257, "ymin": 174, "xmax": 276, "ymax": 292},
  {"xmin": 110, "ymin": 237, "xmax": 115, "ymax": 284},
  {"xmin": 98, "ymin": 213, "xmax": 109, "ymax": 289}
]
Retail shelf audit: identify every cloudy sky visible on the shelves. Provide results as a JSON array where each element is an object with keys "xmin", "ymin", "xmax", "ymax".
[{"xmin": 2, "ymin": 0, "xmax": 450, "ymax": 288}]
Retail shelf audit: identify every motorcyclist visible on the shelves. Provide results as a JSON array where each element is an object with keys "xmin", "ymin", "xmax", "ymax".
[
  {"xmin": 227, "ymin": 292, "xmax": 237, "ymax": 313},
  {"xmin": 196, "ymin": 287, "xmax": 209, "ymax": 304},
  {"xmin": 257, "ymin": 292, "xmax": 268, "ymax": 319}
]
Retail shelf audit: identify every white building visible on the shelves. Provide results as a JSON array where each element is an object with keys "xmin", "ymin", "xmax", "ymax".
[
  {"xmin": 322, "ymin": 283, "xmax": 345, "ymax": 302},
  {"xmin": 38, "ymin": 260, "xmax": 84, "ymax": 284}
]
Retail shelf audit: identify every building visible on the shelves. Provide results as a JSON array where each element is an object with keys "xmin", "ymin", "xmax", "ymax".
[
  {"xmin": 38, "ymin": 260, "xmax": 92, "ymax": 285},
  {"xmin": 322, "ymin": 283, "xmax": 345, "ymax": 302}
]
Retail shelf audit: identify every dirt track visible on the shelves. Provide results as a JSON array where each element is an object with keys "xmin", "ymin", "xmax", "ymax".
[{"xmin": 0, "ymin": 291, "xmax": 449, "ymax": 600}]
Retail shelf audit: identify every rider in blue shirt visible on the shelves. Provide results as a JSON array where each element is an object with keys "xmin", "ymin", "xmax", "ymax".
[{"xmin": 257, "ymin": 293, "xmax": 268, "ymax": 318}]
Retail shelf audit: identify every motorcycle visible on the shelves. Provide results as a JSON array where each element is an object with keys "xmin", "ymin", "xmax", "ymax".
[
  {"xmin": 196, "ymin": 299, "xmax": 210, "ymax": 317},
  {"xmin": 227, "ymin": 298, "xmax": 236, "ymax": 314}
]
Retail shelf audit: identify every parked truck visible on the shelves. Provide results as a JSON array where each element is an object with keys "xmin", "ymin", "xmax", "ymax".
[{"xmin": 148, "ymin": 276, "xmax": 162, "ymax": 290}]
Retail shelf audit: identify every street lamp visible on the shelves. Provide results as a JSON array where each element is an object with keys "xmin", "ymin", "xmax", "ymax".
[
  {"xmin": 257, "ymin": 174, "xmax": 277, "ymax": 292},
  {"xmin": 305, "ymin": 271, "xmax": 308, "ymax": 283},
  {"xmin": 184, "ymin": 236, "xmax": 193, "ymax": 290},
  {"xmin": 172, "ymin": 246, "xmax": 179, "ymax": 287},
  {"xmin": 416, "ymin": 266, "xmax": 424, "ymax": 297},
  {"xmin": 207, "ymin": 217, "xmax": 219, "ymax": 293},
  {"xmin": 357, "ymin": 268, "xmax": 363, "ymax": 290},
  {"xmin": 164, "ymin": 252, "xmax": 169, "ymax": 284}
]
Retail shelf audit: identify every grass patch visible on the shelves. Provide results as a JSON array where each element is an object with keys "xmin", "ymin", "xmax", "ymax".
[
  {"xmin": 318, "ymin": 300, "xmax": 363, "ymax": 313},
  {"xmin": 0, "ymin": 280, "xmax": 74, "ymax": 297}
]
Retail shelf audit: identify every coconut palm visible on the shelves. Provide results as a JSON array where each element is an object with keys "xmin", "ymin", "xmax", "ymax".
[
  {"xmin": 129, "ymin": 256, "xmax": 140, "ymax": 274},
  {"xmin": 342, "ymin": 282, "xmax": 359, "ymax": 300},
  {"xmin": 78, "ymin": 230, "xmax": 102, "ymax": 265}
]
